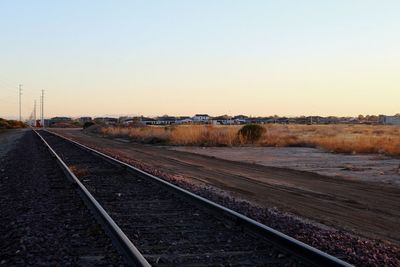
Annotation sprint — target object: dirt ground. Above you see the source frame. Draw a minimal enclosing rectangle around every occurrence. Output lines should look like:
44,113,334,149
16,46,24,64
51,128,400,247
172,146,400,186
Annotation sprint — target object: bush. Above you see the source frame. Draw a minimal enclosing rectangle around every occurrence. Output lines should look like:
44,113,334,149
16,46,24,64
0,118,25,129
0,119,10,129
83,121,95,129
238,124,266,143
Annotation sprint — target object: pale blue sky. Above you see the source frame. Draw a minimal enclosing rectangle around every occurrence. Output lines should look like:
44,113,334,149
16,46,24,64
1,1,399,119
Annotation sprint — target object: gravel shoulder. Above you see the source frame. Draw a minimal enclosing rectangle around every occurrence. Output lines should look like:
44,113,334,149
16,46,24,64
51,128,400,248
0,129,27,158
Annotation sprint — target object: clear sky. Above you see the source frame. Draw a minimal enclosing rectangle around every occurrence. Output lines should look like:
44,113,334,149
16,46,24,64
0,1,399,119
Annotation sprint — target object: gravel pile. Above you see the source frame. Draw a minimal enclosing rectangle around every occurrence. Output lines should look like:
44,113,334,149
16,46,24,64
0,131,125,266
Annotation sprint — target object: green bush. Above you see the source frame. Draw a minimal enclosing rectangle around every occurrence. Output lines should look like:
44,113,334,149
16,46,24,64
238,124,266,143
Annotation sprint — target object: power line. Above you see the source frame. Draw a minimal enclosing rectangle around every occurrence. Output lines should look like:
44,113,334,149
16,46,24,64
0,97,17,104
0,78,17,89
0,77,22,93
0,84,19,95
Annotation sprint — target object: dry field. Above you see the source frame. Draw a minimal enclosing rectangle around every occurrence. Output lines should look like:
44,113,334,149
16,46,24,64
93,124,400,156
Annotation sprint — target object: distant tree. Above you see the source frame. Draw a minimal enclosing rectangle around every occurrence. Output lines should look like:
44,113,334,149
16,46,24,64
367,115,378,122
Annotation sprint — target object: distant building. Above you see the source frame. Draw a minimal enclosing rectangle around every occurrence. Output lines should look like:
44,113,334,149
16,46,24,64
192,114,209,122
50,117,72,125
79,117,92,124
233,115,248,120
379,115,400,125
44,119,51,127
155,116,177,125
94,117,118,125
118,116,132,123
121,117,140,125
275,117,289,124
140,117,157,125
212,115,234,125
233,115,248,124
176,116,193,124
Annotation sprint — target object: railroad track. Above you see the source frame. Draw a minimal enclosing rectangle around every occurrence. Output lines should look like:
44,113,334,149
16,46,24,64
1,130,125,266
34,129,352,267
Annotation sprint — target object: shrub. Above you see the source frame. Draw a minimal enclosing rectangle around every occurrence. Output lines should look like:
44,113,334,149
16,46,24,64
0,118,25,129
0,118,10,129
238,124,266,143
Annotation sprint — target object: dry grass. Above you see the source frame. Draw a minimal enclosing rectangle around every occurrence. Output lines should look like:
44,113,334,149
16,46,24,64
92,124,400,156
261,124,400,156
97,125,239,146
0,118,25,129
68,165,89,177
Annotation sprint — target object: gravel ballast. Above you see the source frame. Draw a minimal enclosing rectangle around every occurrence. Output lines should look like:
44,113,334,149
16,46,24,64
0,131,125,266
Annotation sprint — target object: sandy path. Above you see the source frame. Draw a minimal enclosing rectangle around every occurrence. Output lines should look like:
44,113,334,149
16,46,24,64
51,128,400,246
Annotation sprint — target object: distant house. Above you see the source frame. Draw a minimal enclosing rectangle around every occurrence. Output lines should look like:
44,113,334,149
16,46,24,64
79,117,92,124
245,117,272,124
176,116,193,124
121,117,141,125
192,114,209,122
379,115,400,125
118,116,132,123
233,115,248,120
94,117,118,125
212,115,234,125
140,117,157,125
121,119,133,125
155,116,177,125
263,117,277,124
275,117,289,124
50,117,72,126
233,115,248,124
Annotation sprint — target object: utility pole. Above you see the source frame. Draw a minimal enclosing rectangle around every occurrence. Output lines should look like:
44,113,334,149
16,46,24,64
19,84,23,121
40,95,42,126
41,90,44,128
34,100,37,127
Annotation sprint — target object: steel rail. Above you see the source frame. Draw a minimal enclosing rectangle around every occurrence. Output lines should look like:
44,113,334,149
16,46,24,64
33,129,151,267
43,129,353,267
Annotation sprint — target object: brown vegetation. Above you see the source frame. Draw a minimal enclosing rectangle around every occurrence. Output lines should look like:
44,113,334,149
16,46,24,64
0,118,25,129
68,165,89,177
89,124,400,156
